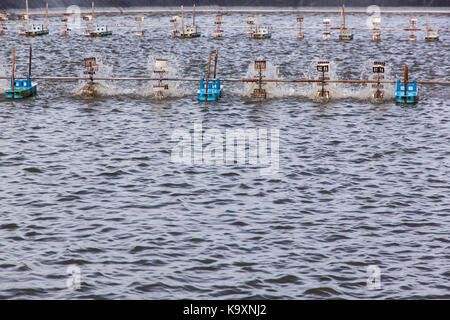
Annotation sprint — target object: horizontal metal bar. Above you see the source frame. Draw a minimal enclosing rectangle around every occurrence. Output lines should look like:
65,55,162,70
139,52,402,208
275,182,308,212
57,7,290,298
12,8,450,18
4,23,449,32
1,76,448,85
31,76,202,81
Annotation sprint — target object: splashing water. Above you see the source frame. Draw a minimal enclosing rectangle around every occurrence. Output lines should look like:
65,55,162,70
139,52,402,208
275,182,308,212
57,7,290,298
359,59,395,102
0,57,8,91
240,58,285,99
304,59,354,101
73,52,117,97
72,53,189,99
234,59,369,101
146,54,189,99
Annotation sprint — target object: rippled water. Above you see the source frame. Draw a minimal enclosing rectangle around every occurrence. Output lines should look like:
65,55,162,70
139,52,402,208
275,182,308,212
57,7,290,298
0,7,449,299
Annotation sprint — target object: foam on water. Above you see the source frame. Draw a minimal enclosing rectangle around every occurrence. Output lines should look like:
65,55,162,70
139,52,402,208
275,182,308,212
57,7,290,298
304,59,351,101
72,53,193,98
73,52,118,97
358,59,395,102
146,54,190,99
0,57,8,90
232,58,390,101
240,58,284,99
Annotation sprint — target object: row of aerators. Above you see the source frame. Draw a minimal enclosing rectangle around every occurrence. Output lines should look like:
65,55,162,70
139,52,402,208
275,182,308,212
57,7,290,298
0,2,443,41
3,48,417,104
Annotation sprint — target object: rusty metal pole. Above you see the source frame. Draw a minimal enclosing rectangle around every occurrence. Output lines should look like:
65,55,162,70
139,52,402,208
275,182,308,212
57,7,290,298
321,69,325,97
343,5,346,29
25,0,29,29
213,48,218,79
45,3,48,29
12,48,15,93
92,2,95,32
258,68,262,91
404,64,408,102
205,53,212,102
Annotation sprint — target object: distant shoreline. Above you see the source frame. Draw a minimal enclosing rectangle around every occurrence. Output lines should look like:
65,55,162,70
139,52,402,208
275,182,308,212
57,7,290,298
2,6,450,17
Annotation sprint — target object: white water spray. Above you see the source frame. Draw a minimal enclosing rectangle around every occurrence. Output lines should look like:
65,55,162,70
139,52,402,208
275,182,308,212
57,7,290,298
359,60,395,102
0,57,8,90
73,53,117,97
146,54,189,99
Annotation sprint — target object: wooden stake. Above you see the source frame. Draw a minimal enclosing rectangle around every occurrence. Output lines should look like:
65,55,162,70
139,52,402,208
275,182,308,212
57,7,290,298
213,48,219,79
205,53,212,102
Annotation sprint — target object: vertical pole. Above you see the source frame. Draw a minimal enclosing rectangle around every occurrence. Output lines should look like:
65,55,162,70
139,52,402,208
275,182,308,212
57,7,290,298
26,0,29,29
181,5,184,35
259,68,262,91
321,69,325,97
193,3,196,26
29,45,32,77
92,2,95,32
343,5,346,29
404,64,408,103
255,15,258,34
45,3,48,29
213,48,218,79
377,69,380,97
12,48,15,93
205,53,212,102
426,14,429,37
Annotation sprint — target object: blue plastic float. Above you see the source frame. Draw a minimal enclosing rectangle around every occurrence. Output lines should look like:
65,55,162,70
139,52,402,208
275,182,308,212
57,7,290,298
5,76,37,99
395,80,418,104
197,78,223,101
